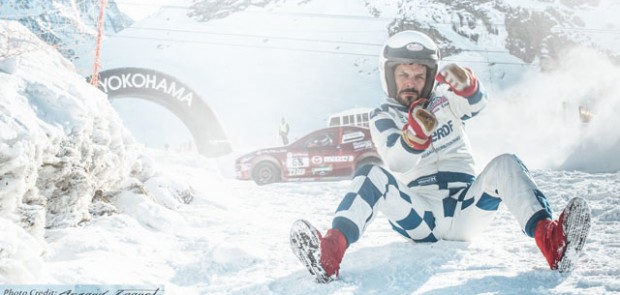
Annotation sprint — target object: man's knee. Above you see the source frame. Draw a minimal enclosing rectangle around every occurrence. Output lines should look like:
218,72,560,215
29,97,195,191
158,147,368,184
490,153,518,164
488,153,529,173
354,163,381,177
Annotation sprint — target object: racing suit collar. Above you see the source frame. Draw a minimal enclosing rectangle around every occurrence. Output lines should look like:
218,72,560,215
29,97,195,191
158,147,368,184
386,97,409,112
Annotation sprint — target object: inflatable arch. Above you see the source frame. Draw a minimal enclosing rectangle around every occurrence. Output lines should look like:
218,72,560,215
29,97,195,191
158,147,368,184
89,67,231,157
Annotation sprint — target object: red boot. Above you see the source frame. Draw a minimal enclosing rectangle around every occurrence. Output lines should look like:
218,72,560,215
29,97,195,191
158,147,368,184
290,220,348,283
534,197,591,272
320,228,348,277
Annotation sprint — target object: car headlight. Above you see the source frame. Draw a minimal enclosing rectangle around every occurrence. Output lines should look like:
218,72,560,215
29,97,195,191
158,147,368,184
236,163,251,171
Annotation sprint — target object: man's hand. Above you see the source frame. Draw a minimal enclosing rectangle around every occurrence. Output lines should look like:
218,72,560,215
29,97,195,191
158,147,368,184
401,98,437,150
435,63,478,98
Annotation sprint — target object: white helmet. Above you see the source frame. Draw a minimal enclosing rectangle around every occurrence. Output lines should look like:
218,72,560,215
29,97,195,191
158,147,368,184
379,30,440,100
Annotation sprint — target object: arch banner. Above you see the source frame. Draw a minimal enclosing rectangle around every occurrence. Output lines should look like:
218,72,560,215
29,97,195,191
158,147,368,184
88,67,231,157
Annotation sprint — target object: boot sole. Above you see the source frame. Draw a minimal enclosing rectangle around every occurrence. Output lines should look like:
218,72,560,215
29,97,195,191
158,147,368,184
557,197,592,273
290,219,331,283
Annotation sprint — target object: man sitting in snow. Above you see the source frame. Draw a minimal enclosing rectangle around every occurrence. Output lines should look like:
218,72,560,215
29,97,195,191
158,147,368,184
290,30,592,283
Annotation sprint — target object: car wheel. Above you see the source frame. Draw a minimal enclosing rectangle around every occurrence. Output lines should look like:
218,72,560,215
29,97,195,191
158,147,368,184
252,162,281,185
355,157,383,173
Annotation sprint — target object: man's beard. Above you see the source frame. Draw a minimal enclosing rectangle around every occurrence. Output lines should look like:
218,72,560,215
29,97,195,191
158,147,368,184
397,88,420,106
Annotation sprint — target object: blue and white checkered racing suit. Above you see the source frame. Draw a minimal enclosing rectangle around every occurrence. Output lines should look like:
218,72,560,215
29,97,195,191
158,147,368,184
332,83,552,244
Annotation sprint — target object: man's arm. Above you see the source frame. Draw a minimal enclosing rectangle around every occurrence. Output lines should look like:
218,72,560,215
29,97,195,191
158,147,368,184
436,64,488,120
369,105,433,173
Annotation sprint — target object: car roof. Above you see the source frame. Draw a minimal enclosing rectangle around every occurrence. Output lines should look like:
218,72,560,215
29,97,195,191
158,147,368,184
320,125,368,132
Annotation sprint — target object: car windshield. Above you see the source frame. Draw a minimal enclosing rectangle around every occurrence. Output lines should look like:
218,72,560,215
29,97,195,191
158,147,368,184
305,130,337,148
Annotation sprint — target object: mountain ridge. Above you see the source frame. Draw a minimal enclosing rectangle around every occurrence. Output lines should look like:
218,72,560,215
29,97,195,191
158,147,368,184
2,0,617,69
187,0,619,68
0,0,133,60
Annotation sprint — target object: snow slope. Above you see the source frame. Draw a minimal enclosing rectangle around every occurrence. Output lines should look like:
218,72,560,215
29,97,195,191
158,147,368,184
40,150,620,294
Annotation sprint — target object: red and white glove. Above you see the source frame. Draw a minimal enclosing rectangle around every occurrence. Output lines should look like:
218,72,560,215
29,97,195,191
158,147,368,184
435,63,479,98
401,98,437,150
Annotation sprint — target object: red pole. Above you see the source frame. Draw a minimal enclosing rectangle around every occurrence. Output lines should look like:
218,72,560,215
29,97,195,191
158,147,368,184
90,0,108,86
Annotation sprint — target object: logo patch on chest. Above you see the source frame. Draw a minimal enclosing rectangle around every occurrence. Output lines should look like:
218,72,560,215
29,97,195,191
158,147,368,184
432,120,454,141
429,96,448,113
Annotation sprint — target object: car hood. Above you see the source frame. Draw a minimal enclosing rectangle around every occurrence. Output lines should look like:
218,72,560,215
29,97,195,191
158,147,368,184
235,146,288,164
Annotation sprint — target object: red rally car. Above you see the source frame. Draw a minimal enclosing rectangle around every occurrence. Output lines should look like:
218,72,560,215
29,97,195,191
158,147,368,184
235,126,383,185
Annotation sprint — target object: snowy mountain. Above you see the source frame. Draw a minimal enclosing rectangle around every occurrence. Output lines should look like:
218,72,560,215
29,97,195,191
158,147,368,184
0,1,619,293
187,0,620,66
5,0,619,71
0,0,133,60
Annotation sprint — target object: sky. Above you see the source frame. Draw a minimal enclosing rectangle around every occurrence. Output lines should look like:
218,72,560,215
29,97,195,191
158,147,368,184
115,0,179,21
0,1,619,294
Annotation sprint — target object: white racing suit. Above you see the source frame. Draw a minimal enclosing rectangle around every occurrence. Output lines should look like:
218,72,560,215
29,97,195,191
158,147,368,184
332,83,552,244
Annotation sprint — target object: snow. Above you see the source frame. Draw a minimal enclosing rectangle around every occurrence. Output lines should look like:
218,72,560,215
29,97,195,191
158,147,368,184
1,0,620,294
35,152,620,294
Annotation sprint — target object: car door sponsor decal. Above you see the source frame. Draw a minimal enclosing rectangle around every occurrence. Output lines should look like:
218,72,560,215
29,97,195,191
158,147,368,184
323,155,354,163
312,165,333,176
288,168,306,176
353,140,372,150
287,152,309,168
311,155,323,165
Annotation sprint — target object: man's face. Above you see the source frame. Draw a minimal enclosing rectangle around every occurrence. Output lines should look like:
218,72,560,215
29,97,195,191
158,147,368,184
394,63,427,106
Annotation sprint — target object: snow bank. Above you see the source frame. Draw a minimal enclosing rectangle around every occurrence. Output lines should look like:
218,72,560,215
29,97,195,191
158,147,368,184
0,217,45,283
0,20,195,282
1,20,137,232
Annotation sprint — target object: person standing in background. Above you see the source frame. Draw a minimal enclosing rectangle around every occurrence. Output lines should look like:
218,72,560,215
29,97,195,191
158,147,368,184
279,117,289,145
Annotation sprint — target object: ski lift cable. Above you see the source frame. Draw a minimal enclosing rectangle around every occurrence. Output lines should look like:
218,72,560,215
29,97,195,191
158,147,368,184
105,33,540,66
